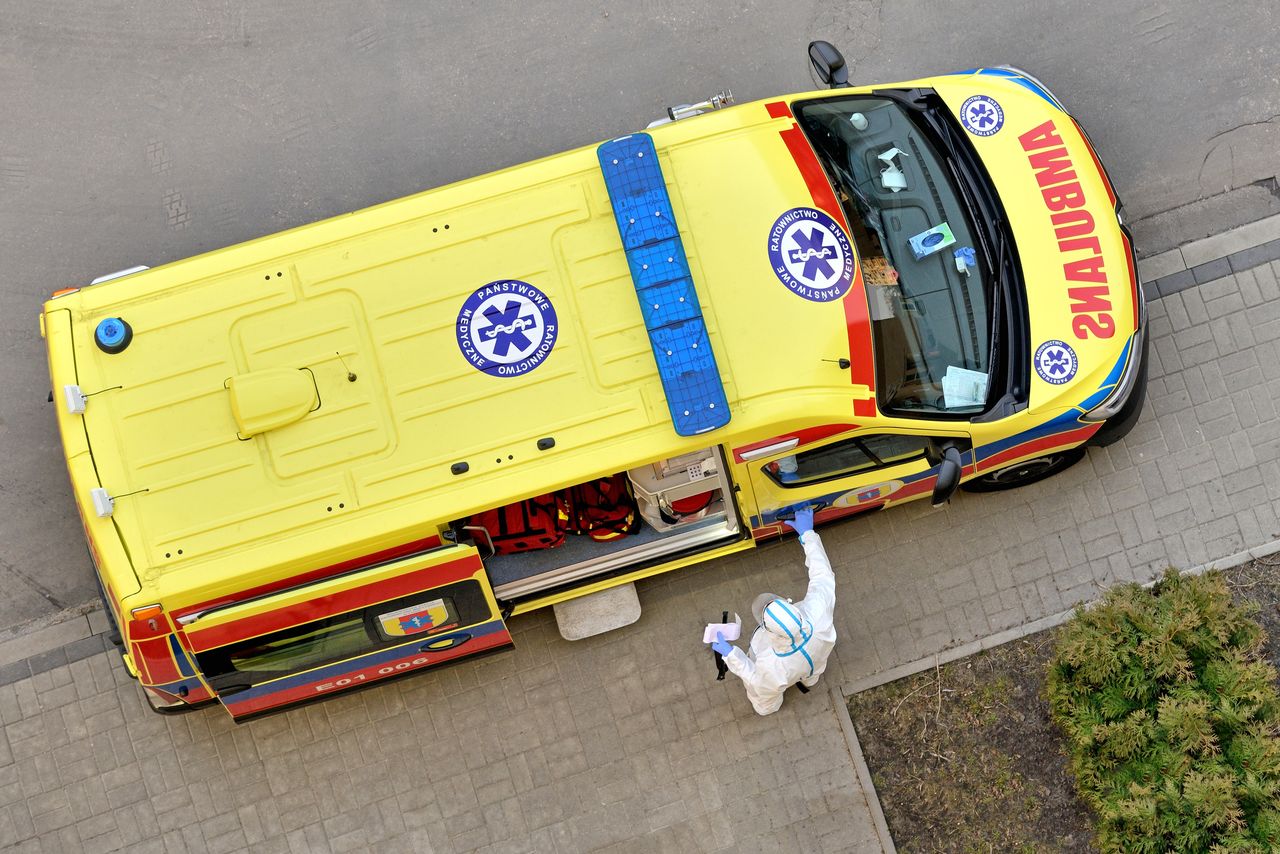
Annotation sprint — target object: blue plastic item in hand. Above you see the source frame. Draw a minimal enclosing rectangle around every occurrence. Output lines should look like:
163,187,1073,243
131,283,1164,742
711,632,733,656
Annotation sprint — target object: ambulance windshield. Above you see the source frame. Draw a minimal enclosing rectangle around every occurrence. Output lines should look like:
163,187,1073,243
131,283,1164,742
795,95,994,415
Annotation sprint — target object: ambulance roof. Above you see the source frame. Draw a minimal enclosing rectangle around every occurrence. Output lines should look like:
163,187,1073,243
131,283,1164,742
48,94,875,595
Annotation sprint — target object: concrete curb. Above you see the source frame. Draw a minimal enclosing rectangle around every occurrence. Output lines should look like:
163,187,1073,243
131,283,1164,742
830,683,897,854
843,536,1280,697
1139,211,1280,299
0,599,104,667
1138,211,1280,278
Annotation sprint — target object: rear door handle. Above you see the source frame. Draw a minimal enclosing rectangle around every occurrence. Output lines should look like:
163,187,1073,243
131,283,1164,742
462,525,496,559
419,632,472,653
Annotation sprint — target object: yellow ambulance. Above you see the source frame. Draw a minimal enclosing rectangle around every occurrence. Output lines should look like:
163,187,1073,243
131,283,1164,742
41,43,1145,719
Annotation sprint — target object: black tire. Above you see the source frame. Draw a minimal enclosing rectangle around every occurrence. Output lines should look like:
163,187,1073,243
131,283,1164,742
960,447,1086,493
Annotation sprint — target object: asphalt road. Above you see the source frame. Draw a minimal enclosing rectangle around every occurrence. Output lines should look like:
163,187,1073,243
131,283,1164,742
2,0,1278,631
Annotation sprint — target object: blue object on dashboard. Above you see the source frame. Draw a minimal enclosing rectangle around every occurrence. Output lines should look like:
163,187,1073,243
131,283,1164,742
597,133,731,436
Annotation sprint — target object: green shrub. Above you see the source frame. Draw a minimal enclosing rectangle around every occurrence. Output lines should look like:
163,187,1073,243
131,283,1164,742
1047,569,1280,853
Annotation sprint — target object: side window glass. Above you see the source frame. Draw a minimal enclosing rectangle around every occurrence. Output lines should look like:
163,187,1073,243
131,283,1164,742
765,433,931,487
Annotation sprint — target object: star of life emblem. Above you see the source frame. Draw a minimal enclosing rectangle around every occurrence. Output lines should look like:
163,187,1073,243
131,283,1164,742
456,280,558,377
767,207,856,302
1034,339,1078,385
959,95,1004,137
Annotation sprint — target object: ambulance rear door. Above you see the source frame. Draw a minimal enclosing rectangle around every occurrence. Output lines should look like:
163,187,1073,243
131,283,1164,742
179,545,509,720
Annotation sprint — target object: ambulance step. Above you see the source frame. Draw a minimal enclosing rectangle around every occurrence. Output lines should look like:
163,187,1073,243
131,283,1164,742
553,582,642,641
596,133,731,437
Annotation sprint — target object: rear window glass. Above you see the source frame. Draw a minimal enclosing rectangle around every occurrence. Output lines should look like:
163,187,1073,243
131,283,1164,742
196,580,490,692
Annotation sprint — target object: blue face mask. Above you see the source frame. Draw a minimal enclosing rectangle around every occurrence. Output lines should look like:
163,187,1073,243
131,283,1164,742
764,599,814,677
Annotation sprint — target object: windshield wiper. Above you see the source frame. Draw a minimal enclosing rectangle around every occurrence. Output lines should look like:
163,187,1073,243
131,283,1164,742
986,227,1006,389
870,88,930,113
883,88,1015,410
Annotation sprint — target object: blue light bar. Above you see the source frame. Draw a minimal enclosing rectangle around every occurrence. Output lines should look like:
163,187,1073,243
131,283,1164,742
597,133,731,436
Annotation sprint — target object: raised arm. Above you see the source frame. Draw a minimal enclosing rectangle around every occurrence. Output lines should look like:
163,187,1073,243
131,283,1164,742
798,531,836,621
783,507,836,621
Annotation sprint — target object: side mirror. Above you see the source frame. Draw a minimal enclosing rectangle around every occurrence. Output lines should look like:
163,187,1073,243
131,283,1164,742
931,446,964,507
808,41,850,88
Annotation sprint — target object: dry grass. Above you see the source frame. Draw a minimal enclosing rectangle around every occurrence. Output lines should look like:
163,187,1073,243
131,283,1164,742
849,634,1095,853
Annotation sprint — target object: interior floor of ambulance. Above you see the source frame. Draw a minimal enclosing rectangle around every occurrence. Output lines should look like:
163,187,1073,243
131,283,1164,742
461,447,741,600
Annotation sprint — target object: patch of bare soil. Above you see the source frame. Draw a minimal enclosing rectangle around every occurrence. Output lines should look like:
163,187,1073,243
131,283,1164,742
1224,556,1280,667
848,635,1096,854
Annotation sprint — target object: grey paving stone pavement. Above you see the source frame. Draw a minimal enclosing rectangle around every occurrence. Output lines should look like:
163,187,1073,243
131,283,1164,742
2,593,887,852
819,261,1280,692
5,262,1279,853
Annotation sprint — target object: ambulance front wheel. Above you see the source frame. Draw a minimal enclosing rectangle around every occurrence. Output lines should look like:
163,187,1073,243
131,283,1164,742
960,448,1085,493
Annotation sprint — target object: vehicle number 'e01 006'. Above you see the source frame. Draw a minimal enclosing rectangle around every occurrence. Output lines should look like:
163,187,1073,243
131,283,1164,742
315,657,429,692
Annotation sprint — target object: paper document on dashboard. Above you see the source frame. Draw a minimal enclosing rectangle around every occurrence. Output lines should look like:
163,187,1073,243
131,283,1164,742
942,366,989,408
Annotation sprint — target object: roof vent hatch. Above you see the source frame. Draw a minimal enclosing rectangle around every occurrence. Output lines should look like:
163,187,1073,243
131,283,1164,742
225,368,319,439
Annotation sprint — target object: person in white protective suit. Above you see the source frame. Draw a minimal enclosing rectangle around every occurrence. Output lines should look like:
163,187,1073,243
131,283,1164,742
709,506,837,715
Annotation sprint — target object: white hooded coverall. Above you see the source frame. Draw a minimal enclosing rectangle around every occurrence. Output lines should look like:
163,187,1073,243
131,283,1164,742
723,530,837,715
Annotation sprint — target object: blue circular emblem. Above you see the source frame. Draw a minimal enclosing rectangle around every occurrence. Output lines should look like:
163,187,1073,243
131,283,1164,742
456,280,558,377
1034,340,1078,385
960,95,1004,137
94,317,133,354
767,207,856,302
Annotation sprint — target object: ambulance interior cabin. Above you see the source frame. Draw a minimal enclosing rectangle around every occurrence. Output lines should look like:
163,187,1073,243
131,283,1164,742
452,447,740,600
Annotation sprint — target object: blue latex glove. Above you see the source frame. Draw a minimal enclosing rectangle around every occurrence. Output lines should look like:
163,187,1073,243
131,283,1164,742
785,506,814,536
711,632,733,657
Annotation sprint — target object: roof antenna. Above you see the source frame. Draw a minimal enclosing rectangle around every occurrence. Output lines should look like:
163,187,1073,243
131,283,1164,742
822,358,851,369
335,352,357,382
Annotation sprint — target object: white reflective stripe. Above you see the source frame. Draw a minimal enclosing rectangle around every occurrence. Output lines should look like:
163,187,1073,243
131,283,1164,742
738,438,799,461
90,264,149,285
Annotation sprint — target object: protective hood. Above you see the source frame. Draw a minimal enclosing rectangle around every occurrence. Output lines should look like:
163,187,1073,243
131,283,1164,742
760,597,815,662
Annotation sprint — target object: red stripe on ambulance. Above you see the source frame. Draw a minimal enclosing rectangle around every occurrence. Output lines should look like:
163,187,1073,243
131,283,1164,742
765,100,793,119
1019,121,1115,340
778,123,876,395
177,534,443,621
731,423,860,463
976,424,1100,473
185,551,481,651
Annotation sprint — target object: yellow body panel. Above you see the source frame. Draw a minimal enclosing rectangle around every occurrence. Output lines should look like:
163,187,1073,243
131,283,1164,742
44,309,142,618
46,98,866,614
927,73,1137,408
43,70,1139,626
